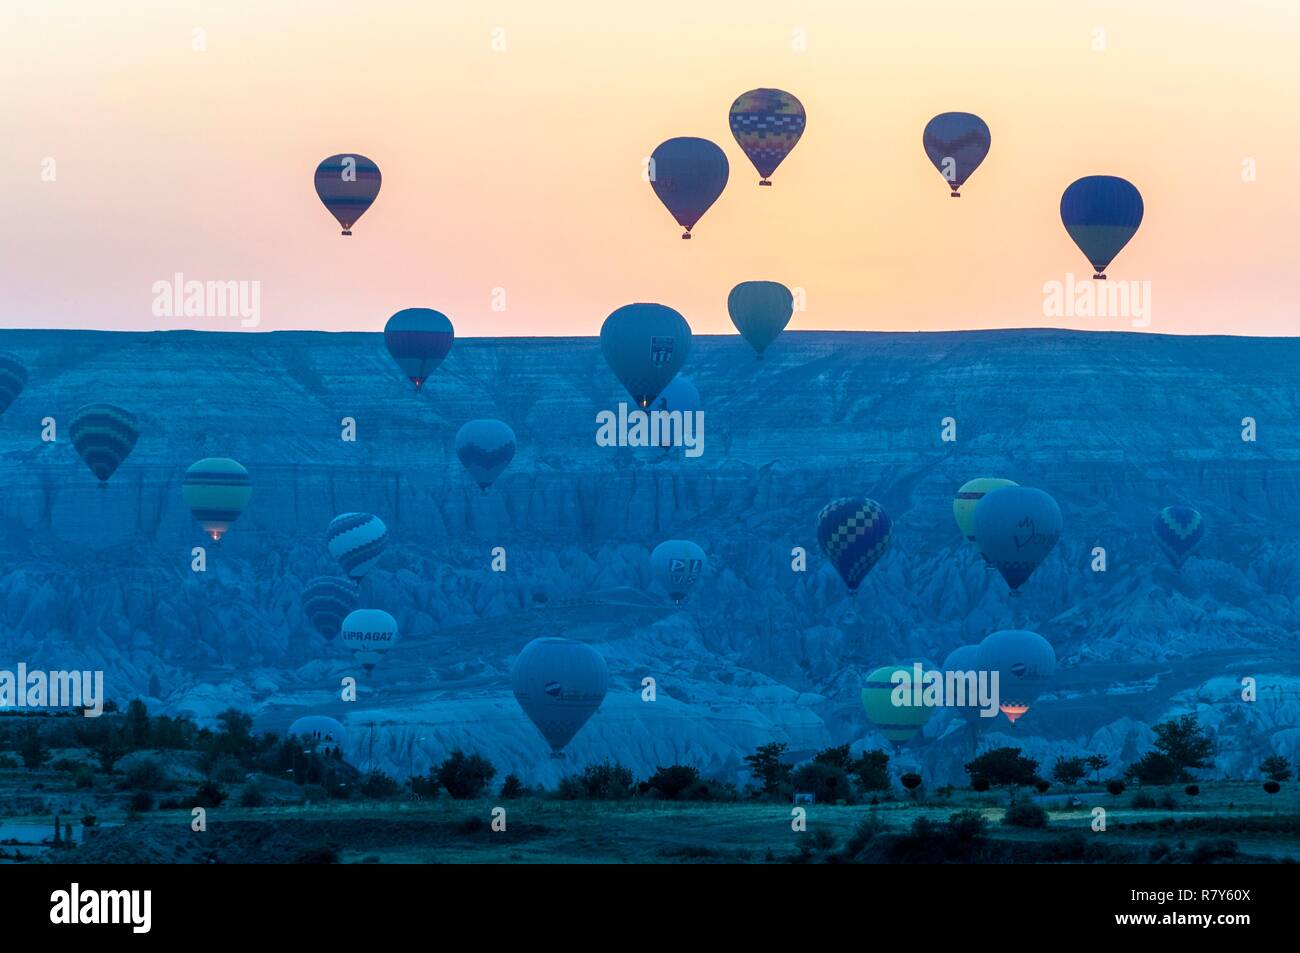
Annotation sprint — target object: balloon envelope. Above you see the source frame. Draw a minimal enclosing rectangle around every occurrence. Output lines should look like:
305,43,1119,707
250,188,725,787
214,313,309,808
975,629,1056,724
69,403,139,486
649,137,729,237
1154,505,1204,569
456,419,516,491
327,512,388,579
0,352,27,417
728,88,806,185
922,113,991,195
650,375,700,414
862,665,935,745
340,609,398,672
972,486,1061,591
314,154,381,235
651,539,707,605
1060,175,1143,277
302,576,359,640
182,458,250,541
384,308,454,390
288,716,347,751
728,281,793,358
953,478,1018,552
512,637,608,756
600,303,692,408
942,644,984,725
817,497,892,591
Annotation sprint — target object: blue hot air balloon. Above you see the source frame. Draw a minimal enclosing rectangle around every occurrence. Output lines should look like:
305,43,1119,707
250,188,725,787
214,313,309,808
327,512,388,579
1060,176,1144,278
649,137,729,239
650,539,707,606
942,644,984,726
288,715,347,753
817,497,892,592
314,154,381,236
975,629,1056,725
0,352,27,417
728,88,806,186
972,487,1062,592
600,303,692,408
1154,505,1204,570
302,576,359,640
455,419,516,492
69,403,139,487
384,308,454,391
512,638,608,758
650,375,700,415
922,112,991,197
728,281,793,359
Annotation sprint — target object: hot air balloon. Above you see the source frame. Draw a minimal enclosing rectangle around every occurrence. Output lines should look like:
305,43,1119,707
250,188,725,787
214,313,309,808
975,629,1056,725
1060,176,1143,278
651,375,700,414
314,154,381,236
339,608,398,674
1154,505,1204,570
327,512,387,579
728,281,793,359
650,540,707,606
953,477,1018,567
302,576,359,640
648,137,729,239
942,644,983,726
728,88,806,186
511,637,608,758
817,497,892,592
455,419,516,492
384,308,454,390
972,486,1061,593
182,458,251,541
0,352,27,417
862,665,935,747
288,715,347,754
922,113,991,197
69,404,139,487
600,303,692,408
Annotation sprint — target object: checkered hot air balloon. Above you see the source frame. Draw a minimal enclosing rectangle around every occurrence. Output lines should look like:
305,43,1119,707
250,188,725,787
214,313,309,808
384,308,454,391
1153,505,1204,570
302,576,359,640
69,403,139,487
1060,175,1144,279
728,88,806,187
455,419,516,492
648,137,729,239
817,497,892,592
314,154,381,236
327,512,387,579
922,112,991,197
182,458,251,541
0,352,27,417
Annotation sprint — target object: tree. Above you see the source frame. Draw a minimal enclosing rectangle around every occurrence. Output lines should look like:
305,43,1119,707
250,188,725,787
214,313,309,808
500,774,525,799
1150,715,1214,779
744,742,791,798
123,699,151,750
1085,754,1110,783
852,749,891,792
812,744,853,771
1051,756,1086,786
1260,755,1292,783
435,749,497,799
576,760,635,799
646,764,699,800
964,747,1039,788
19,723,49,769
791,761,854,805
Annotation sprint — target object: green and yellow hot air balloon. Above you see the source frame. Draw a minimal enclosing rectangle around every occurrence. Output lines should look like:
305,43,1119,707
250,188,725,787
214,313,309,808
953,478,1017,564
862,665,935,748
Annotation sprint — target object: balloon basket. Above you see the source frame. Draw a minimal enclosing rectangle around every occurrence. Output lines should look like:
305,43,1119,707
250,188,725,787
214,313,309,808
341,230,352,236
681,232,692,240
549,750,565,760
759,179,772,187
1093,273,1106,280
950,191,960,198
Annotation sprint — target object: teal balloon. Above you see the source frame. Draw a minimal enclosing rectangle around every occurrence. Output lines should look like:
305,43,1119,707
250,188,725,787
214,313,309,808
600,303,692,408
972,487,1061,591
69,403,139,486
728,281,793,359
649,137,729,238
512,638,608,757
942,644,983,725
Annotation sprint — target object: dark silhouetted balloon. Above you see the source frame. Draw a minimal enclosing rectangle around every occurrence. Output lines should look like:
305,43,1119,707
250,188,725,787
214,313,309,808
649,137,729,238
975,629,1056,724
69,403,139,487
512,637,608,757
942,644,983,725
728,281,793,359
728,88,806,186
1153,505,1204,570
288,715,347,752
303,576,359,640
384,308,454,390
972,486,1061,591
922,113,991,197
455,419,516,492
0,352,27,417
600,303,692,408
1060,175,1143,278
817,497,892,591
314,154,381,236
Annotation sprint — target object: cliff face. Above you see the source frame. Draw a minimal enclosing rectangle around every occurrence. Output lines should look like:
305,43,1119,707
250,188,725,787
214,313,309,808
1,328,1297,785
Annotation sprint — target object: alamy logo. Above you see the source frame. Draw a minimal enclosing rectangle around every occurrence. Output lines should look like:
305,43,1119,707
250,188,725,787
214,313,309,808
1042,272,1151,327
50,883,151,933
595,403,704,458
152,272,261,327
887,663,1002,718
0,664,104,717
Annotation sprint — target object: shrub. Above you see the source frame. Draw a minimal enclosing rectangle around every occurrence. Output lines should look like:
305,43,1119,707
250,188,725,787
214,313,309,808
193,779,227,808
1263,780,1281,795
360,771,401,800
852,749,891,792
1106,780,1126,796
900,772,923,794
1190,839,1238,863
1184,784,1200,797
238,783,266,808
128,791,154,812
811,828,837,852
791,761,854,805
436,749,497,800
1004,799,1049,828
1035,780,1051,794
577,760,636,799
500,774,525,799
964,747,1039,788
844,812,888,856
123,757,168,792
1051,756,1087,786
970,777,990,792
1131,792,1157,809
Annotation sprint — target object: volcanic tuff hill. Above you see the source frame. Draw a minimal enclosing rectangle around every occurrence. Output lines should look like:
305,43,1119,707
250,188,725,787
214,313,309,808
0,328,1297,785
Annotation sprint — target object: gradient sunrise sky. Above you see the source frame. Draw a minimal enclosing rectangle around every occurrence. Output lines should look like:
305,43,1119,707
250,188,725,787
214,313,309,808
3,0,1297,336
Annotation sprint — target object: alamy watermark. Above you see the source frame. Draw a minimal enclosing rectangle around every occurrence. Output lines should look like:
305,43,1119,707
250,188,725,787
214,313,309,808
595,403,704,458
1043,273,1151,328
887,663,1001,718
0,664,105,716
152,272,261,327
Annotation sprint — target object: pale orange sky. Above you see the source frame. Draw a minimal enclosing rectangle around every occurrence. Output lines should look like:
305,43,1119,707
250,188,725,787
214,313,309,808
3,0,1298,336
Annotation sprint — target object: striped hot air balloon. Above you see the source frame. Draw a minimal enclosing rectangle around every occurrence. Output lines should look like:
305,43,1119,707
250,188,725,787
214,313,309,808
182,458,251,541
314,154,381,236
953,478,1018,567
1060,175,1144,278
648,137,729,239
817,497,892,592
862,665,935,747
1153,505,1204,571
302,576,359,640
455,419,516,492
327,512,387,579
728,88,806,186
0,352,27,417
922,112,991,197
69,404,139,487
384,308,454,390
